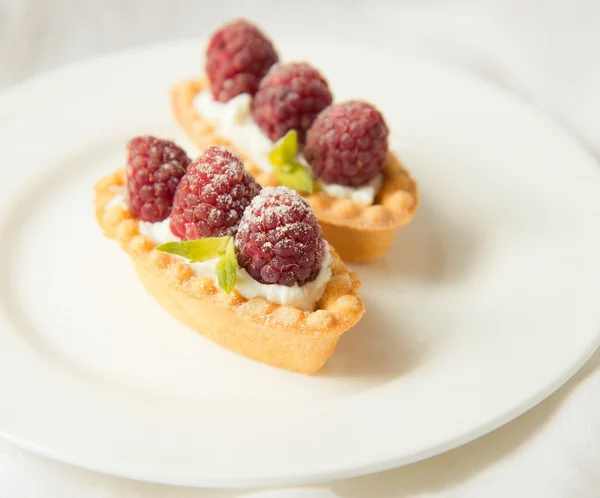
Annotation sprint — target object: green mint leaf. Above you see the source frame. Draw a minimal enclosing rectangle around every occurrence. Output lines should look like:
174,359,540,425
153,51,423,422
156,237,231,263
268,130,315,194
273,162,315,194
268,129,298,166
215,238,238,294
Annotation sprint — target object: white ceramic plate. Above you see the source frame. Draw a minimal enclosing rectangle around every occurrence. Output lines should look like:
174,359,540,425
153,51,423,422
0,38,599,489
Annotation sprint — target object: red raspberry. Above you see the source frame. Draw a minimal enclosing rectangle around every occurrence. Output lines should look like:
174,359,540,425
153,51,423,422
126,136,191,222
206,19,279,102
170,146,261,240
235,186,326,287
304,100,389,187
251,62,333,144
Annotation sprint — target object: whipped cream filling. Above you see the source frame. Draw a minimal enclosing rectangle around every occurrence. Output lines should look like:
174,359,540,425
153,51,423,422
112,194,332,311
106,185,128,209
195,91,274,174
194,90,382,205
319,175,383,205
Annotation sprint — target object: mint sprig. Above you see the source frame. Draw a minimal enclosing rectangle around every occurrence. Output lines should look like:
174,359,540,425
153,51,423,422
214,237,238,294
268,130,315,194
156,236,230,263
156,236,239,294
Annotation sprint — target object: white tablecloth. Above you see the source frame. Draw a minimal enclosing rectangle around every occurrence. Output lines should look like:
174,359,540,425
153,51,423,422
1,0,599,496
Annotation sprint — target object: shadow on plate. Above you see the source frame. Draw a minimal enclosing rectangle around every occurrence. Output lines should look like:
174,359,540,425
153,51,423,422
355,194,479,285
321,297,428,379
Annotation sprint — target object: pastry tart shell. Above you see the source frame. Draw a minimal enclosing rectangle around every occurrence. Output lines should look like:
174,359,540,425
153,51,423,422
94,169,365,374
171,76,420,263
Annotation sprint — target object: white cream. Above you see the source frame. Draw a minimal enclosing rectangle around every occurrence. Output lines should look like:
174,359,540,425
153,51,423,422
320,175,383,205
113,195,331,311
187,247,333,312
194,90,381,205
106,186,128,209
137,218,179,244
195,91,274,174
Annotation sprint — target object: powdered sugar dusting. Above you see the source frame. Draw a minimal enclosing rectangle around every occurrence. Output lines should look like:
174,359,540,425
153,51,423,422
248,186,311,216
237,186,313,236
169,146,261,240
235,186,326,287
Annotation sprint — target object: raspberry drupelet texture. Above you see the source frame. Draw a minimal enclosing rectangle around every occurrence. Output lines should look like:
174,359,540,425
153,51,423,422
170,146,261,240
304,100,389,187
206,19,279,103
235,186,326,287
251,62,333,144
126,136,191,222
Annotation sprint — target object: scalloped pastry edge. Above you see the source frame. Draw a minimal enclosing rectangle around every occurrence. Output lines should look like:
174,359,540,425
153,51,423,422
94,169,365,373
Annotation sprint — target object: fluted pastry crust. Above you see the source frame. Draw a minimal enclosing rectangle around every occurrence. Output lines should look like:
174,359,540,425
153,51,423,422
94,169,365,373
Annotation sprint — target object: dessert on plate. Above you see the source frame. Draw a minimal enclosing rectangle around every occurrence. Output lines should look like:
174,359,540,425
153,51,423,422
171,19,419,262
94,137,365,373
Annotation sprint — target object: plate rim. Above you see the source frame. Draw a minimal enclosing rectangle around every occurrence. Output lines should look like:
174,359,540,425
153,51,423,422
0,37,599,488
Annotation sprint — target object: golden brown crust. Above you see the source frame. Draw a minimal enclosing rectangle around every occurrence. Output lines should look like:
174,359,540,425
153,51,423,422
171,76,419,262
94,170,365,373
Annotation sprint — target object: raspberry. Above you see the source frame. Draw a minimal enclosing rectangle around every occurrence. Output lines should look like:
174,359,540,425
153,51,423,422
170,146,261,240
206,19,279,102
126,136,191,222
304,100,389,187
251,62,333,144
235,186,326,287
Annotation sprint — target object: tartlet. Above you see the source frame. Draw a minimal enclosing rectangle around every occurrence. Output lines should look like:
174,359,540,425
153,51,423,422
172,75,419,263
94,167,365,374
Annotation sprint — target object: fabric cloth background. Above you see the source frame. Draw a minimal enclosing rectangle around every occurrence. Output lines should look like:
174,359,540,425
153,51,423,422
0,0,599,496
